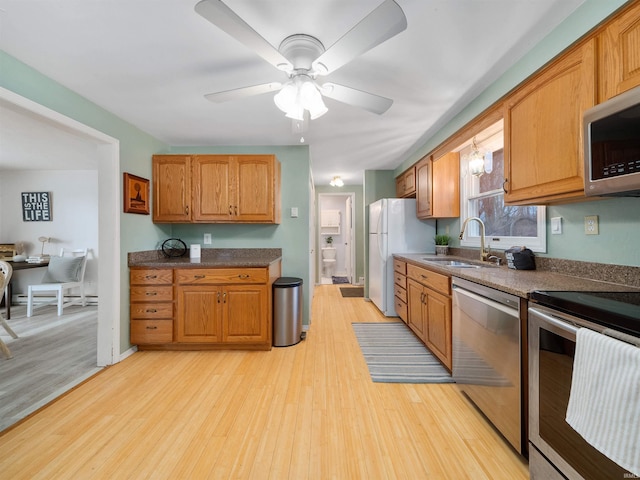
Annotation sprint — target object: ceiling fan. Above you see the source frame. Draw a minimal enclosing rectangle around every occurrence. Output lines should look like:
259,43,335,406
194,0,407,123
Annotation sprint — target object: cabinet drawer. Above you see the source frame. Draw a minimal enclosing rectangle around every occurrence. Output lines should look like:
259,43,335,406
130,285,174,302
394,272,406,289
407,264,450,295
394,284,407,303
175,268,268,284
395,298,407,323
393,259,406,275
130,269,173,285
130,303,173,320
131,320,173,344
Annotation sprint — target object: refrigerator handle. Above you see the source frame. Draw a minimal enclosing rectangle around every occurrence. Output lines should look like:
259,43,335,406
378,232,384,261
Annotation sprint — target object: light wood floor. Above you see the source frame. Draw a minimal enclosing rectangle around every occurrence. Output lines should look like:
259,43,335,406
0,285,529,479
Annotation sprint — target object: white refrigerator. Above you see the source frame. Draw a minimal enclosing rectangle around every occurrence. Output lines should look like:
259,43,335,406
368,198,436,316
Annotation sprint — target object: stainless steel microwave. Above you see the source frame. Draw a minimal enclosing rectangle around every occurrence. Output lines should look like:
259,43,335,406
584,85,640,197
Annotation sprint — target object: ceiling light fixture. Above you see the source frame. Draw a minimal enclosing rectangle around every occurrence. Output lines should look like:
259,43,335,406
330,176,344,187
468,137,485,177
274,74,328,121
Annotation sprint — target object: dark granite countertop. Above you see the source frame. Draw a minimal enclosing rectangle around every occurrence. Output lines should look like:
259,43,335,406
394,253,640,298
128,248,282,269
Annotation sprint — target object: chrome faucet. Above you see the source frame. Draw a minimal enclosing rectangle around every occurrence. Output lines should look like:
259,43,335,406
459,216,491,262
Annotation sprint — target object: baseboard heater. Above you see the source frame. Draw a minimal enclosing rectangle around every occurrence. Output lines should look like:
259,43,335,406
12,294,99,306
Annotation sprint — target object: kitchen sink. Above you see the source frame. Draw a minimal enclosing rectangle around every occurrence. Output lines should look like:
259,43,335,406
421,258,496,268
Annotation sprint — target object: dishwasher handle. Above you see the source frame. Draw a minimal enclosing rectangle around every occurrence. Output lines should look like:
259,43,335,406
453,285,519,318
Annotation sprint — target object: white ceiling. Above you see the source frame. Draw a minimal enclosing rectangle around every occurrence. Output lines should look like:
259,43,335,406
0,0,585,184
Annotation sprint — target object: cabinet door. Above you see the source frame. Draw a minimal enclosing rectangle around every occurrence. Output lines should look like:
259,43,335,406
504,39,596,205
234,155,279,223
415,158,432,219
598,1,640,101
192,155,232,221
407,279,426,341
152,155,191,222
221,284,269,344
432,152,460,218
175,286,221,342
425,289,452,370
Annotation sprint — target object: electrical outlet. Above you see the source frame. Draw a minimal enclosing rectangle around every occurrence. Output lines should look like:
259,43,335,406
584,215,599,235
203,233,212,244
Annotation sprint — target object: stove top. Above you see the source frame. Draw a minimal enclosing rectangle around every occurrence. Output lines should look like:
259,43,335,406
530,290,640,337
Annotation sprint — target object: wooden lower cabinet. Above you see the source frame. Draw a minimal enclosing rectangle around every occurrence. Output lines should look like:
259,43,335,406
130,263,279,350
175,284,269,344
406,264,452,370
393,259,408,323
130,268,174,345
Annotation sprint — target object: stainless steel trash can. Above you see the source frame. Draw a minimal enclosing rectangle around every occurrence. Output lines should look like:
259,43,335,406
273,277,303,347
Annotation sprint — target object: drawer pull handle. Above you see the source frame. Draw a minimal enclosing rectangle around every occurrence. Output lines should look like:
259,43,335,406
145,275,157,280
145,292,157,296
223,292,227,303
146,326,158,330
146,309,157,313
217,291,221,303
194,274,205,279
185,205,189,215
229,205,233,215
421,274,428,279
238,274,250,279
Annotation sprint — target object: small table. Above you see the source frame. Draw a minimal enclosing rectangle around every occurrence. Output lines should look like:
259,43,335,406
3,261,48,319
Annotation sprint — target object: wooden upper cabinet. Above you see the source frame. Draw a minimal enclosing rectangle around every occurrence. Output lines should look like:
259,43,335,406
416,152,459,219
395,166,416,198
235,155,281,223
152,155,191,222
415,157,432,218
503,39,596,205
431,152,460,218
153,154,281,224
597,0,640,102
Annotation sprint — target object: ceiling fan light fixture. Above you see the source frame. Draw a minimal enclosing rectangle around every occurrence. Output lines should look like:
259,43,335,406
274,82,298,114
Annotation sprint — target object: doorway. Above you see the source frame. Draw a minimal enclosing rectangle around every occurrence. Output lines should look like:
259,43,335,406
317,192,356,285
0,87,121,366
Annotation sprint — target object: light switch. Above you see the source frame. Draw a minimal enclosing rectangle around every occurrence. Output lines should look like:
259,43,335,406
551,217,562,235
291,207,299,218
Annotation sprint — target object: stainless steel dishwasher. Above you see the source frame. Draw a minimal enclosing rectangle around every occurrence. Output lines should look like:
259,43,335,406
452,277,523,454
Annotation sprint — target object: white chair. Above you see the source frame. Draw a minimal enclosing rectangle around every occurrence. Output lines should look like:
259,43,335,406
27,248,88,317
1,261,18,359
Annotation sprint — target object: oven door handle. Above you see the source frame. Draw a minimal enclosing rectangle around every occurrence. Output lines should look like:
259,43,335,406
529,306,580,336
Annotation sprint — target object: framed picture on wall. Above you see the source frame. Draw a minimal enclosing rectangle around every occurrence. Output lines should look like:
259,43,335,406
123,173,150,215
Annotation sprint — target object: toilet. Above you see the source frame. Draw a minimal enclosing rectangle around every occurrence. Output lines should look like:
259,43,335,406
321,247,336,277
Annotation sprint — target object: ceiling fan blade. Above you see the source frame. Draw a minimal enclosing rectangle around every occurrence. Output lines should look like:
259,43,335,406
312,0,407,75
204,82,282,103
195,0,293,71
321,83,393,115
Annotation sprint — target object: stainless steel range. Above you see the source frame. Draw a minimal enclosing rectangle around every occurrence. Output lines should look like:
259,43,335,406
528,290,640,480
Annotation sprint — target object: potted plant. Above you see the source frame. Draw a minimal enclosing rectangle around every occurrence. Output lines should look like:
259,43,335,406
326,236,333,246
434,234,450,255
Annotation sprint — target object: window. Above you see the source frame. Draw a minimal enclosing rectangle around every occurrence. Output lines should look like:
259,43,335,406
458,120,546,252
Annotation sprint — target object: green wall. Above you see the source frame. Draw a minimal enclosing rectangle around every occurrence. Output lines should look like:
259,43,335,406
393,0,640,268
315,184,365,285
167,145,312,325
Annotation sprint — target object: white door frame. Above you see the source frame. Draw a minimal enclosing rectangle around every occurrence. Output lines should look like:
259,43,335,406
0,87,121,366
317,192,356,284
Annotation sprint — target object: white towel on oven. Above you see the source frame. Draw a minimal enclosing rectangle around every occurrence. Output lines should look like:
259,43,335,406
565,327,640,476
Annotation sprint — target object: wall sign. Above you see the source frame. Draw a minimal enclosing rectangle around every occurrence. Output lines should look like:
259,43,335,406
22,192,52,222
